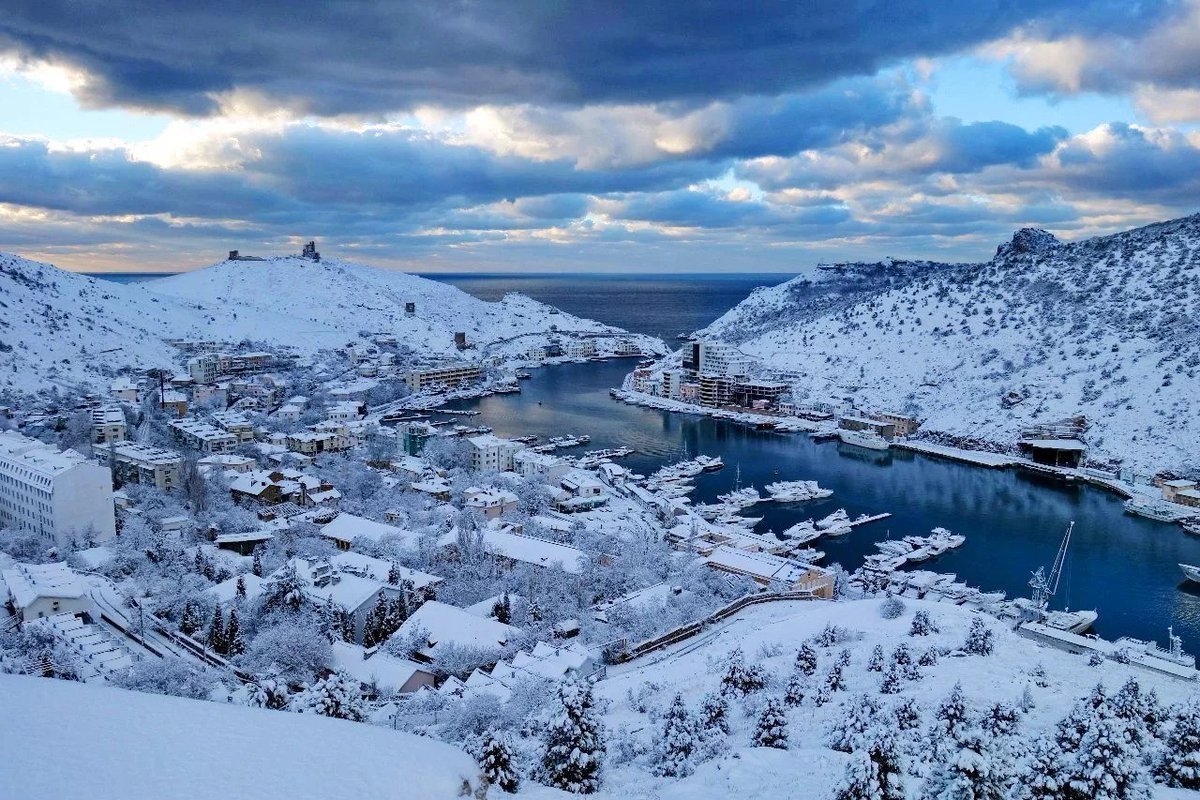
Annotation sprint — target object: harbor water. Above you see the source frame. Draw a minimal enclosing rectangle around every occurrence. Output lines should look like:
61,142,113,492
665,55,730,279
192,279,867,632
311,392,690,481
446,358,1200,650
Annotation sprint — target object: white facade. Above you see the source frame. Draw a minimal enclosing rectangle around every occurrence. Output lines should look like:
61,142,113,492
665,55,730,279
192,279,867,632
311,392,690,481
513,450,571,483
467,435,524,472
90,405,127,445
1,562,93,622
696,341,752,377
188,354,220,384
0,431,116,543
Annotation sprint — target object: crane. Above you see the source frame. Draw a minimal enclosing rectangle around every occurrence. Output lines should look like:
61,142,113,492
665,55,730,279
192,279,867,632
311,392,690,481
1029,521,1074,611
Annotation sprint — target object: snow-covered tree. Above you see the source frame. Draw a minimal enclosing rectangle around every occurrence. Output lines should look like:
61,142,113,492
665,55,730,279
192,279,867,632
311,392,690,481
252,549,264,577
208,605,227,654
880,594,906,620
244,675,290,710
542,681,605,794
700,692,729,735
919,647,940,667
962,617,994,656
979,701,1019,739
927,727,1011,800
880,663,903,695
1110,677,1157,749
892,643,913,666
830,694,881,753
893,697,922,732
225,608,245,657
928,683,970,761
795,643,818,676
295,670,367,721
835,648,852,668
867,644,885,672
784,671,807,706
720,647,766,697
752,698,788,749
179,600,201,636
479,729,520,792
235,576,247,600
1064,710,1150,800
910,609,937,636
261,563,305,613
833,730,905,800
652,694,703,777
1022,734,1069,800
1158,698,1200,789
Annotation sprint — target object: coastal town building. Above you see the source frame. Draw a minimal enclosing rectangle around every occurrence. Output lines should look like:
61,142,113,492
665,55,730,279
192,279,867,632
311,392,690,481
1017,438,1087,468
463,487,519,519
404,362,482,392
210,411,256,443
871,411,921,437
513,450,571,483
703,546,835,598
0,561,93,622
467,434,524,472
169,419,238,453
188,354,219,384
838,415,897,439
103,442,183,491
109,377,141,404
0,431,116,542
89,405,127,445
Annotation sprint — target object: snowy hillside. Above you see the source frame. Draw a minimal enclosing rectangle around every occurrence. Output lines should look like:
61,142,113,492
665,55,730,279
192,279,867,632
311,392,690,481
0,251,657,395
696,214,1200,473
0,673,482,800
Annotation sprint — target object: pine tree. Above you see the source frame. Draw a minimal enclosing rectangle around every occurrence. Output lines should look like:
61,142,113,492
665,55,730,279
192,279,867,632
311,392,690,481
928,727,1010,800
720,648,766,697
867,644,885,672
1023,734,1069,800
251,549,263,577
918,647,939,667
824,662,846,693
208,605,227,654
653,694,703,777
1110,677,1152,749
830,694,881,753
386,595,408,633
815,623,840,647
180,600,199,636
387,561,402,585
910,609,937,636
1018,685,1036,713
979,701,1019,739
542,681,605,794
320,597,342,643
479,729,520,792
928,683,970,761
795,643,818,676
225,608,245,656
752,698,788,749
892,643,912,666
893,697,921,731
493,592,512,624
834,729,905,800
963,617,995,656
784,671,807,706
296,670,367,721
836,648,852,668
880,663,902,695
1158,699,1200,789
1064,710,1150,800
235,576,247,600
362,595,391,648
700,692,729,735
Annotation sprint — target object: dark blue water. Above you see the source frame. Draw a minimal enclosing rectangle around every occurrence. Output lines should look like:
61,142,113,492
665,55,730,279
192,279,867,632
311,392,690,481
423,272,784,342
446,359,1200,649
85,272,177,284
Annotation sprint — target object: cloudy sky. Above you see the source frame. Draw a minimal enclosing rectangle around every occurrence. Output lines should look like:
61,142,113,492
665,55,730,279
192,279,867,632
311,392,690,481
2,1,1199,273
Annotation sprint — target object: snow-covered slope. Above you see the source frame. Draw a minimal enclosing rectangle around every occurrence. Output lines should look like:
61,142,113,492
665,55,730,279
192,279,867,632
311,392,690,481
0,673,481,800
0,251,657,395
696,214,1200,473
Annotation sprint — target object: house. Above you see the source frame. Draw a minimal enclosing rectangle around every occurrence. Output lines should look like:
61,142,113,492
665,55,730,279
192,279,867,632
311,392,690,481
592,582,691,624
466,434,524,472
327,551,442,597
210,411,256,443
278,558,394,644
463,487,519,520
169,418,237,453
0,562,93,622
197,453,256,474
319,513,423,552
404,362,482,392
703,546,835,598
0,431,116,542
159,390,189,417
1163,479,1199,504
440,641,600,702
472,523,588,574
103,442,183,491
838,415,897,439
213,529,275,556
110,377,141,404
564,338,597,359
330,641,437,696
229,469,338,508
871,411,921,437
732,380,789,408
1018,438,1087,469
556,469,609,511
513,450,570,483
393,600,520,664
90,405,127,445
285,430,350,456
411,476,452,501
192,383,228,407
327,401,364,422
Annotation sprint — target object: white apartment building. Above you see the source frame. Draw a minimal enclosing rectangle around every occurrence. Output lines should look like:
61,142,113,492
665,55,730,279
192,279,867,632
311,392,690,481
327,400,364,422
692,341,753,378
466,434,524,472
210,411,256,443
188,354,220,384
513,450,571,483
0,431,116,542
169,419,237,453
404,362,482,392
564,338,597,358
90,405,127,445
102,442,183,491
110,377,141,403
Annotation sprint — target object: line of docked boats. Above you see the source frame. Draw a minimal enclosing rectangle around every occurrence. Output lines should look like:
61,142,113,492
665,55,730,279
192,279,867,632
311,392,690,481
531,434,592,453
763,480,834,503
573,447,636,469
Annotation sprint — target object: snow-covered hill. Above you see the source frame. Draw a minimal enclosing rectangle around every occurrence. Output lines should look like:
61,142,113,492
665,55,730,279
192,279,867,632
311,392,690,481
0,252,658,396
0,674,481,800
695,214,1200,473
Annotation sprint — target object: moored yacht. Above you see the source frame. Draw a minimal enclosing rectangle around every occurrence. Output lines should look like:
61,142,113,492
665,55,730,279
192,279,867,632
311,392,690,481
1180,563,1200,584
838,429,891,451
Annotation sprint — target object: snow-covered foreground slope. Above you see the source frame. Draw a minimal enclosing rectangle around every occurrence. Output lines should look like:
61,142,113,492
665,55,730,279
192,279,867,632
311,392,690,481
0,673,481,800
563,598,1195,800
0,251,657,395
697,215,1200,473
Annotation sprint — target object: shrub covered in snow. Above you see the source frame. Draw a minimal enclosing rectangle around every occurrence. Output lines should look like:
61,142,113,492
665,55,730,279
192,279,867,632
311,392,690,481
879,595,906,620
752,698,788,749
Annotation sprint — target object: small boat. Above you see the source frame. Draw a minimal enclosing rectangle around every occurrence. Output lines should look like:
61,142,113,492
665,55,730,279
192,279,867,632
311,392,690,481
816,508,851,530
791,547,826,563
1125,498,1190,522
780,520,821,544
1115,628,1196,669
1042,609,1099,635
877,540,914,557
1182,519,1200,536
696,455,724,472
764,480,833,503
515,371,533,379
1180,563,1200,583
838,429,891,451
717,487,761,508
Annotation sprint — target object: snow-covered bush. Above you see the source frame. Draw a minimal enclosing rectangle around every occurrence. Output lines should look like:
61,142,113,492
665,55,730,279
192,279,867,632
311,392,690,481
243,621,332,685
909,609,937,636
752,698,788,749
294,670,367,721
829,694,882,753
879,595,906,620
1158,698,1200,789
652,694,704,777
963,617,995,656
719,647,767,697
541,681,605,794
111,657,216,700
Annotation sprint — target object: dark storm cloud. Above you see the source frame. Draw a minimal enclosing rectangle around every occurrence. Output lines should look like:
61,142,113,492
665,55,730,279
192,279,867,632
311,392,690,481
0,0,1170,115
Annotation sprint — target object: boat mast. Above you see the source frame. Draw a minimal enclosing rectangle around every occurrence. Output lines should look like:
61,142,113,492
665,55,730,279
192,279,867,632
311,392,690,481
1029,521,1075,612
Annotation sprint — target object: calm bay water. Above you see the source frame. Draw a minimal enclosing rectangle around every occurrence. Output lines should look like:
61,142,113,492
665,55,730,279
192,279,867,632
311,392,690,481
446,359,1200,649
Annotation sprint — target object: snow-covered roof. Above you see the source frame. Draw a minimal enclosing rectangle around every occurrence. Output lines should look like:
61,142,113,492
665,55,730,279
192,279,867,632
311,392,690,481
398,600,520,651
330,641,435,693
328,551,442,591
704,546,814,585
319,513,421,548
0,562,86,608
479,527,586,574
288,558,384,613
0,431,91,477
207,573,267,605
1019,438,1087,450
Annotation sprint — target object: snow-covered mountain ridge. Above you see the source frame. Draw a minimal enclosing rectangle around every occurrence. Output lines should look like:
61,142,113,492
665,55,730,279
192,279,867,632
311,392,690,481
696,213,1200,473
0,252,656,395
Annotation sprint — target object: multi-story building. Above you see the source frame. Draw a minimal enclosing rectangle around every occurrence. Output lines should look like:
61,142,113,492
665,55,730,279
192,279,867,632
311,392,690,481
90,405,127,445
103,442,183,491
404,362,483,392
732,380,789,408
0,431,116,542
467,434,524,472
513,450,571,483
662,370,683,399
210,411,256,443
169,419,237,453
871,411,921,437
698,374,736,407
188,354,220,384
109,377,141,404
564,338,597,358
686,341,753,379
